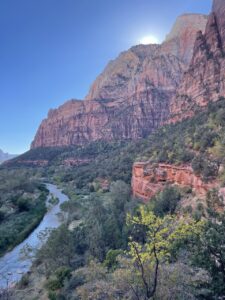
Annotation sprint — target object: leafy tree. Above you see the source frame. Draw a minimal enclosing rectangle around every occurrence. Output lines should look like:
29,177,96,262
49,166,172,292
37,225,75,274
191,213,225,297
85,196,108,261
127,206,203,299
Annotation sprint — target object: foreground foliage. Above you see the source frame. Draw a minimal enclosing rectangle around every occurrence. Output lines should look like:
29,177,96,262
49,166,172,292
4,98,225,299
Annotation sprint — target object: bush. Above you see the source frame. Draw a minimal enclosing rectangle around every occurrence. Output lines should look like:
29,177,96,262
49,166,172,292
55,267,72,285
104,249,123,270
17,274,29,289
48,291,57,300
17,198,30,212
151,187,181,217
192,156,205,175
46,278,62,291
192,155,219,180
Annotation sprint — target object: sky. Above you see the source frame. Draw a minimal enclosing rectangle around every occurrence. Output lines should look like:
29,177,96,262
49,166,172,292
0,0,212,154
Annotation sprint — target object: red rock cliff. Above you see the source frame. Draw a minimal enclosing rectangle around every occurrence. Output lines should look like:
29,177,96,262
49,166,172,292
132,162,218,202
31,14,207,148
170,0,225,122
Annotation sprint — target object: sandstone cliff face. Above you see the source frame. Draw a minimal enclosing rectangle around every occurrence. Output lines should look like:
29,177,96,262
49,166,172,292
32,14,207,148
86,14,207,102
132,162,218,202
162,14,208,65
31,92,170,147
170,0,225,122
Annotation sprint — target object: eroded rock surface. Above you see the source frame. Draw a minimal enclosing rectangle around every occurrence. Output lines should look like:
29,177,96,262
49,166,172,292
132,162,217,202
170,0,225,122
31,14,207,148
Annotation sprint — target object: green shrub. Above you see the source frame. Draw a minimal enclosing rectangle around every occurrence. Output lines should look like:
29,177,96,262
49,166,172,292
104,249,123,270
55,266,72,284
150,187,181,217
46,267,72,294
17,198,30,212
46,278,62,291
48,291,57,300
18,274,29,289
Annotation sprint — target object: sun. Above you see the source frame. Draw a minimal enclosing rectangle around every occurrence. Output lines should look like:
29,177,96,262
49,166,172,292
139,35,159,45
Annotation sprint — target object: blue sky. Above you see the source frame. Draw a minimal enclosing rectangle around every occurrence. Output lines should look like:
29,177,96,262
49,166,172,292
0,0,212,154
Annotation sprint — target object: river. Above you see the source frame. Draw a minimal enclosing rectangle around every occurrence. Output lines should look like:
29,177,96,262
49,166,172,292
0,183,68,288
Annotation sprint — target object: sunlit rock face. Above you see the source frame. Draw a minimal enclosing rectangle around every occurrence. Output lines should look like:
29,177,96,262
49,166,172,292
86,14,207,102
160,14,208,65
132,162,218,202
169,0,225,123
31,14,207,149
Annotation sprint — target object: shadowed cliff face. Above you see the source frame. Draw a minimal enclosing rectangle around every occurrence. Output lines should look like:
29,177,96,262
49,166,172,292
170,0,225,122
213,0,225,51
31,14,207,149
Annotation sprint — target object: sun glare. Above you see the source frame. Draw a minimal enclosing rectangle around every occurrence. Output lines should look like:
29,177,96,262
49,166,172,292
139,35,159,45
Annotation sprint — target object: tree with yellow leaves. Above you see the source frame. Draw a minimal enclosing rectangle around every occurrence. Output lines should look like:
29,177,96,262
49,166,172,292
127,206,204,299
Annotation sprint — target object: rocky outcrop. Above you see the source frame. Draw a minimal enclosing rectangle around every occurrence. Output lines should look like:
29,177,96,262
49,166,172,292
170,0,225,122
132,162,218,202
31,14,207,149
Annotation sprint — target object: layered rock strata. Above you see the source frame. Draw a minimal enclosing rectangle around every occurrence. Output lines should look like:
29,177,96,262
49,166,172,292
170,0,225,122
32,14,207,148
132,162,218,202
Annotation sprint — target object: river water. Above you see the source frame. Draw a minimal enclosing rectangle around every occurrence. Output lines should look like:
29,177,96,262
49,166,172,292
0,184,68,288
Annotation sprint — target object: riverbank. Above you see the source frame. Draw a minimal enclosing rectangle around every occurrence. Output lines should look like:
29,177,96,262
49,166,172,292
0,184,69,289
0,178,49,258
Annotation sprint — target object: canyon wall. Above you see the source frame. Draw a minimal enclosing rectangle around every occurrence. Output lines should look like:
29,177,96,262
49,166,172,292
31,15,207,148
170,0,225,122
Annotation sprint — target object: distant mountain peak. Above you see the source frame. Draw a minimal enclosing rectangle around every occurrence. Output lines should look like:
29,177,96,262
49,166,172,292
0,149,17,164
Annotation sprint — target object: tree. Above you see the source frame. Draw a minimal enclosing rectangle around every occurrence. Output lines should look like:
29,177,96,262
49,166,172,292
37,225,75,275
127,206,203,299
17,198,30,212
191,212,225,297
150,187,181,217
110,180,131,227
85,196,108,261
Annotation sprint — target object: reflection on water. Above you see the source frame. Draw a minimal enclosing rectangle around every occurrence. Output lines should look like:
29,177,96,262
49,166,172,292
0,184,68,288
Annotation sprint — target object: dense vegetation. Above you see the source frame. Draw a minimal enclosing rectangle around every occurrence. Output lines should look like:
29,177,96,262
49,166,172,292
13,184,225,299
0,169,48,256
2,98,225,299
